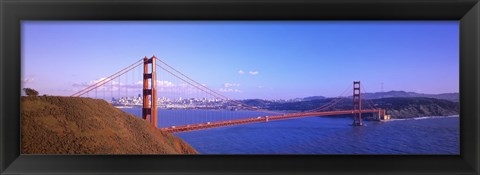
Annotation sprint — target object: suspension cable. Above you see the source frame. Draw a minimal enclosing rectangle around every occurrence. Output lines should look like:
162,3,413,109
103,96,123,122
155,63,283,115
305,83,352,112
360,83,378,110
71,58,144,96
74,62,143,97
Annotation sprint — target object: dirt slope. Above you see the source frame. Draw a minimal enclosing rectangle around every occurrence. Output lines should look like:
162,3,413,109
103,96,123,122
21,96,197,154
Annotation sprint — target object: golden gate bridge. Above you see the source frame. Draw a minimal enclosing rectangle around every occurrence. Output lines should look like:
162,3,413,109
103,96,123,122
71,56,387,133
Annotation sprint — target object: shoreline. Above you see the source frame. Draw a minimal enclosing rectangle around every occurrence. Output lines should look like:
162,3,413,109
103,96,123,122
385,115,459,122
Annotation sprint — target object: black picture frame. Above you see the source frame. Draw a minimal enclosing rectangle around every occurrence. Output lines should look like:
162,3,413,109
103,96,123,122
1,0,479,174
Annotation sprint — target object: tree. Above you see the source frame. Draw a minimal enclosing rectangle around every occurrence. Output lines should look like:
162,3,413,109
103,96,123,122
23,88,39,96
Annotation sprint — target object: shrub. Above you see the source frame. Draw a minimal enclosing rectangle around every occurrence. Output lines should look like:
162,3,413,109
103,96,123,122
23,88,39,96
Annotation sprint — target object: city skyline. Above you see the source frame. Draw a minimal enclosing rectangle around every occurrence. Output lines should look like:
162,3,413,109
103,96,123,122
22,21,459,100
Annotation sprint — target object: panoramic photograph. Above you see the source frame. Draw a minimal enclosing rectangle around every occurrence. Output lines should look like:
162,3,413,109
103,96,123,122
21,21,459,154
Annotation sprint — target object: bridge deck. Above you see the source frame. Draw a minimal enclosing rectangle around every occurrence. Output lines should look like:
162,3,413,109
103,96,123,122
159,109,384,133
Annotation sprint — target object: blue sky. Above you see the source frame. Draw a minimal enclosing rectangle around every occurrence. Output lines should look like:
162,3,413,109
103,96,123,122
22,21,459,100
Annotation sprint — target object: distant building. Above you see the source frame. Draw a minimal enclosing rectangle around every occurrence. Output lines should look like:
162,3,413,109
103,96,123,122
383,115,391,120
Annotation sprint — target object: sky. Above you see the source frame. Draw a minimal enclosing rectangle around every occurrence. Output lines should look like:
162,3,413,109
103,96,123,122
22,21,459,100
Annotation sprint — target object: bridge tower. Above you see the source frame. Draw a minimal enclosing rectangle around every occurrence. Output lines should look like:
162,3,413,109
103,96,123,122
142,56,158,128
353,81,363,126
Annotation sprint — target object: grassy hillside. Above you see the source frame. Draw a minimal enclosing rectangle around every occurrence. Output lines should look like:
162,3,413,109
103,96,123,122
21,96,197,154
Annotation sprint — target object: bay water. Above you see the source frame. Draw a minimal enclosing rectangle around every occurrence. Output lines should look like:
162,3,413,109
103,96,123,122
121,107,459,154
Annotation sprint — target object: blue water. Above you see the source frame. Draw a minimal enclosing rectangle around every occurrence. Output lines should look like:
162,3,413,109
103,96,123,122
121,107,459,154
121,108,273,128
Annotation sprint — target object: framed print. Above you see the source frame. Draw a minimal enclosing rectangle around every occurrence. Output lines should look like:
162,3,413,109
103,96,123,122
1,0,479,174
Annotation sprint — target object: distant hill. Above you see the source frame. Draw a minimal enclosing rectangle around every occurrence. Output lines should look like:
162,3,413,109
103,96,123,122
352,91,459,102
21,96,197,154
240,99,274,107
245,97,459,119
370,97,459,119
302,96,326,101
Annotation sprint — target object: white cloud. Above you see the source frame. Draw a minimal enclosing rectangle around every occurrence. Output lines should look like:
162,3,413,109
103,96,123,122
178,83,189,88
239,70,259,75
156,80,175,87
224,83,240,88
219,88,242,93
22,78,34,84
91,77,112,84
73,77,118,87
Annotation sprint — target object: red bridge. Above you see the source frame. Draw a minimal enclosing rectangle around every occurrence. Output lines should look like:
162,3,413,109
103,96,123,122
72,56,388,133
159,109,386,133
